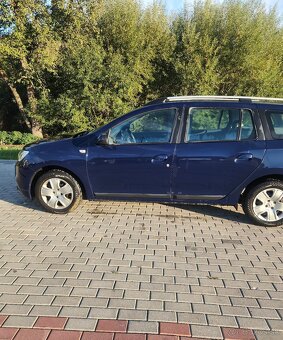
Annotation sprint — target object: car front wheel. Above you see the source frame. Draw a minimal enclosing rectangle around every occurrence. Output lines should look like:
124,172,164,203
243,180,283,227
35,170,82,213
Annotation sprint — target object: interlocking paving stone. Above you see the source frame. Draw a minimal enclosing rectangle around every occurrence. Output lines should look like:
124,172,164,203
0,315,7,326
65,318,97,331
81,297,108,308
29,305,61,317
52,296,81,306
165,302,192,313
3,315,36,328
177,312,207,325
59,306,90,318
222,327,256,339
89,308,118,319
118,309,147,321
81,332,114,340
34,316,67,329
25,295,54,306
127,321,159,334
1,304,32,316
136,300,164,311
0,294,27,304
191,324,223,339
159,322,191,336
268,319,283,331
115,333,146,340
237,317,270,330
13,328,50,340
148,311,177,322
254,330,283,340
148,336,179,340
47,330,82,340
220,306,250,317
96,319,128,333
207,315,237,328
0,327,19,339
0,161,282,339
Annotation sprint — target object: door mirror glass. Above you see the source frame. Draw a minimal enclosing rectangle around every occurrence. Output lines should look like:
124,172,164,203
96,133,109,145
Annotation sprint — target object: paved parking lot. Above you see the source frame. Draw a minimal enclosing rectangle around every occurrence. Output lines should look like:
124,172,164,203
0,160,282,339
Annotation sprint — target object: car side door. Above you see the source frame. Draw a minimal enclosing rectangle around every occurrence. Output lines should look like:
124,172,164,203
172,105,266,200
87,107,180,198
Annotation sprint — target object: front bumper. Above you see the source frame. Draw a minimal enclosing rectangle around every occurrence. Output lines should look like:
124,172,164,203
15,161,34,199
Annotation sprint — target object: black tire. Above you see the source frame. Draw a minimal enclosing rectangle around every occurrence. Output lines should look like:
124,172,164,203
35,169,82,214
242,180,283,227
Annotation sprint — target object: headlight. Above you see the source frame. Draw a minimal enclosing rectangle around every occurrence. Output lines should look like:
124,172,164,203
18,150,29,162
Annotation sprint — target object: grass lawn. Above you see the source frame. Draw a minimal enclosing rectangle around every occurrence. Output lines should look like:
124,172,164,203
0,145,22,160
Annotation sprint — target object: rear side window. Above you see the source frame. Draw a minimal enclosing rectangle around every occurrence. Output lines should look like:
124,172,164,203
266,111,283,139
186,108,256,142
240,109,256,140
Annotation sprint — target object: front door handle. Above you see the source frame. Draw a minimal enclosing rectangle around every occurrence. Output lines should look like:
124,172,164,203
151,154,169,164
234,153,253,162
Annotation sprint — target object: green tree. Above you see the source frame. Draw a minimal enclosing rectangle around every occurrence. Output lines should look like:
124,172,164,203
172,0,283,96
0,0,60,137
0,0,282,136
41,0,174,135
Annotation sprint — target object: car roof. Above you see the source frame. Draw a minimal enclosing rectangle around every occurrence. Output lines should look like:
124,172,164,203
145,96,283,110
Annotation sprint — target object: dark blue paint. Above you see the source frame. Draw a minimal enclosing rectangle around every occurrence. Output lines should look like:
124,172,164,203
16,100,283,207
173,140,266,197
87,144,174,195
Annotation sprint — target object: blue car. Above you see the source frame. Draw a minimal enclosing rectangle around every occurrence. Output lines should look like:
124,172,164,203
16,96,283,227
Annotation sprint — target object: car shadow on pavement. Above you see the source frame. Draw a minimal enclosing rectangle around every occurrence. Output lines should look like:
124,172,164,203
166,203,253,225
0,190,41,212
1,192,41,211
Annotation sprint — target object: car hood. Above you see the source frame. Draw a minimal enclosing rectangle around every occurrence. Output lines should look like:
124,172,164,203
24,132,92,151
24,137,72,150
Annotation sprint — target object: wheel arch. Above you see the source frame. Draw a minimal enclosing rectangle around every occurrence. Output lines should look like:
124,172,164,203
241,174,283,201
31,166,87,199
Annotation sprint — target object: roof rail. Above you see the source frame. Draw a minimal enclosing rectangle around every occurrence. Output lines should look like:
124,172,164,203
164,96,283,103
144,97,167,106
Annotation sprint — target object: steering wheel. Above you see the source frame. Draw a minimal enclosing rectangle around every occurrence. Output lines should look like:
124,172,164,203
121,127,136,143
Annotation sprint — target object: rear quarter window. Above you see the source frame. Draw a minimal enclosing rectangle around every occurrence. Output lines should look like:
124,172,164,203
266,111,283,139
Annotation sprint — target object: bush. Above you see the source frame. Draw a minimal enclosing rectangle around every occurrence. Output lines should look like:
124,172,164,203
0,131,40,145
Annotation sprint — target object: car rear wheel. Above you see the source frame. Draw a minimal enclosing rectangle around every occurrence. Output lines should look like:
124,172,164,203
35,170,82,213
243,180,283,227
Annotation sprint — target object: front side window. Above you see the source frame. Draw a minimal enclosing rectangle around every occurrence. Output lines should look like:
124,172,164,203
108,109,176,145
266,111,283,139
186,108,256,142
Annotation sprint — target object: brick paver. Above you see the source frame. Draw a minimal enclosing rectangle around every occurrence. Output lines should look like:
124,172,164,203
0,160,283,339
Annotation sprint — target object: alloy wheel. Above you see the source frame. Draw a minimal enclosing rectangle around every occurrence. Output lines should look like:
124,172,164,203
253,188,283,222
41,178,74,210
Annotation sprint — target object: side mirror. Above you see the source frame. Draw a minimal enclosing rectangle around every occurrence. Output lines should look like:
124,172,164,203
96,133,109,145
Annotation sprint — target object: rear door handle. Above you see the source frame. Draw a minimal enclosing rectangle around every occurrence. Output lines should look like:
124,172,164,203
234,153,253,162
151,154,169,163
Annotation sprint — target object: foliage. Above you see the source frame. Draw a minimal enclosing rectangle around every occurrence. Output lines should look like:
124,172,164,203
0,146,21,160
0,0,282,136
0,130,39,145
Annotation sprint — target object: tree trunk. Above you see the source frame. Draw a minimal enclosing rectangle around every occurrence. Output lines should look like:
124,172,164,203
21,58,44,138
26,83,43,138
0,67,32,132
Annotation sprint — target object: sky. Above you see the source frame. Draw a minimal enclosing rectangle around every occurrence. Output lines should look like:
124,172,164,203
142,0,283,15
